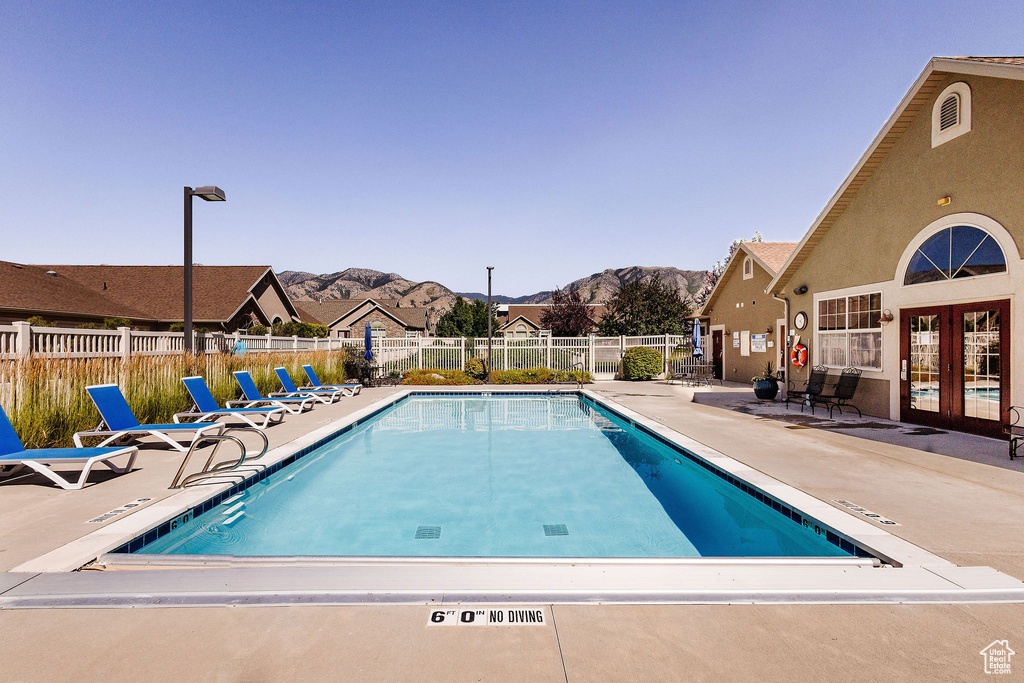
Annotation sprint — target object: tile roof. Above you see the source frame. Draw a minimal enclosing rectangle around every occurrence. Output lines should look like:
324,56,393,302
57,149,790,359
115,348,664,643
944,56,1024,66
36,265,272,322
293,299,365,326
0,261,154,320
294,298,428,329
744,242,799,274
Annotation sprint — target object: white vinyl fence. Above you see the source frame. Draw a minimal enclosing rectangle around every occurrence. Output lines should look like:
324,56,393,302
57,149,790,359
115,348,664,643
0,323,709,380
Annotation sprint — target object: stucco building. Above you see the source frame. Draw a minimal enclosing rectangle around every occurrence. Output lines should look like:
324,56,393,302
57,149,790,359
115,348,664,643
293,299,428,338
767,56,1024,437
697,242,797,383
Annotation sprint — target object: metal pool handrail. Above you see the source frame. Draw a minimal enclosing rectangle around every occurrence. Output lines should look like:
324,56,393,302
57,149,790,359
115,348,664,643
170,427,269,489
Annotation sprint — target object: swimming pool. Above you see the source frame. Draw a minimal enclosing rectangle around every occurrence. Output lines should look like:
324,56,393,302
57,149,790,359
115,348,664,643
130,393,866,559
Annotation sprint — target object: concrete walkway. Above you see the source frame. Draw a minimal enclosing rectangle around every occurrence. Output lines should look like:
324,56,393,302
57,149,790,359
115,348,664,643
2,382,1023,681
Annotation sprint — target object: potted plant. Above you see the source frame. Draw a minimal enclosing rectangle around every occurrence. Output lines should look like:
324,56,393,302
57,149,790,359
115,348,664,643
752,361,781,400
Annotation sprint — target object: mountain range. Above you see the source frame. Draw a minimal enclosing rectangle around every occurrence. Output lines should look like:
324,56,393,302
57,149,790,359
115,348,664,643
279,266,707,324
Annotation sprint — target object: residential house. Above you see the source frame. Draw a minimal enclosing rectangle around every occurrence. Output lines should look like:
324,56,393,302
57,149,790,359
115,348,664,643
1,263,300,331
293,298,428,338
496,304,607,338
697,242,798,382
766,56,1024,437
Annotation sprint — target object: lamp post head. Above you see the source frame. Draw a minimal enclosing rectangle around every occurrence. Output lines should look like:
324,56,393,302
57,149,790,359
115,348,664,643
192,186,226,202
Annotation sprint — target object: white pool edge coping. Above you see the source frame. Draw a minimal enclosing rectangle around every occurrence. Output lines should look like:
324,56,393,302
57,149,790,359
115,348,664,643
4,386,1022,607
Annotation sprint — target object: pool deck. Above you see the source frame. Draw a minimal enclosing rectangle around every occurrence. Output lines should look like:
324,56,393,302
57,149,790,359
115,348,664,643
3,382,1024,680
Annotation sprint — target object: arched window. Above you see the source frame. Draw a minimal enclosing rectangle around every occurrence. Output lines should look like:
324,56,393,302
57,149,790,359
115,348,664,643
904,225,1006,285
370,321,386,338
742,256,753,279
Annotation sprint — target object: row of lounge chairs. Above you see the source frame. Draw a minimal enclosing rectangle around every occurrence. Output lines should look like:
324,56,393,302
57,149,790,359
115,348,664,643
0,365,361,490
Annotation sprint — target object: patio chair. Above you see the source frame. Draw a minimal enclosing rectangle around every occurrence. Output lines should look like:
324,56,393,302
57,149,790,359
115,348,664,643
272,367,341,405
784,365,829,414
818,367,863,419
0,404,138,490
76,384,226,453
230,371,315,415
301,364,362,396
176,376,287,430
1004,406,1023,460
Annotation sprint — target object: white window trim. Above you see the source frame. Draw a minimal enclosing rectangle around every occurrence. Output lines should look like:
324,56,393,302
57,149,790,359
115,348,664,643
814,292,884,372
742,256,753,280
931,82,971,148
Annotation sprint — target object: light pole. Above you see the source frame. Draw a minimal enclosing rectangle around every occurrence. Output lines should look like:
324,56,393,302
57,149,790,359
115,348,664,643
183,185,226,353
487,266,494,384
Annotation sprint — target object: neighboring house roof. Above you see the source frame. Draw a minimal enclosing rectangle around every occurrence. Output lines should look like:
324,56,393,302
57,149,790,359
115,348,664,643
293,299,365,326
499,304,607,329
0,260,155,321
697,241,797,315
35,265,290,324
297,298,426,330
498,314,542,332
767,56,1024,294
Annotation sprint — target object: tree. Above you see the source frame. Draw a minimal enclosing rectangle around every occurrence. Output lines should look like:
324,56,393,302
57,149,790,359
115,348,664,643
434,296,498,338
540,287,596,337
596,278,692,336
694,231,763,309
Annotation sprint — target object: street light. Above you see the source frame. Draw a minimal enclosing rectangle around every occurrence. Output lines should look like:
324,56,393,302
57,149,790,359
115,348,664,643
184,185,226,353
487,266,494,384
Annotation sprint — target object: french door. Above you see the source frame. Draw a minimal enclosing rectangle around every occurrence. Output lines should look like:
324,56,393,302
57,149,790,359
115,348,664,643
900,299,1010,438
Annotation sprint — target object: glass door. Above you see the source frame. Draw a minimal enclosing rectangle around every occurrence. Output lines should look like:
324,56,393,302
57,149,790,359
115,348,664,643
952,300,1009,438
901,307,949,428
900,300,1010,437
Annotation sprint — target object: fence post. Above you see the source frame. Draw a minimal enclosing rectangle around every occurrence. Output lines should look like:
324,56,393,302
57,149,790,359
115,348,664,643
119,326,132,361
588,335,595,376
13,321,31,357
664,333,670,378
545,335,551,369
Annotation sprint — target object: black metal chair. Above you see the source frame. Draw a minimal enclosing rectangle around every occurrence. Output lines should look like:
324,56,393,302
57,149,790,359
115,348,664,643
1005,406,1023,460
785,365,828,414
818,367,863,418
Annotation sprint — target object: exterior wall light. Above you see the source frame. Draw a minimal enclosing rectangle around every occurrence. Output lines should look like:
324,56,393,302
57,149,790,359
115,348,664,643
879,309,894,324
793,285,808,295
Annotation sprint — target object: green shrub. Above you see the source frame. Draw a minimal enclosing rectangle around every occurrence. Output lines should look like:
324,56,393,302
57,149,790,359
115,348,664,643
464,357,488,380
26,316,53,327
490,368,592,384
621,346,663,380
246,324,268,336
401,369,475,385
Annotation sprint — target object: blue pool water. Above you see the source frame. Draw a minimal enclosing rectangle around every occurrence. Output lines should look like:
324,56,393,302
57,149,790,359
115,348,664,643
140,395,850,558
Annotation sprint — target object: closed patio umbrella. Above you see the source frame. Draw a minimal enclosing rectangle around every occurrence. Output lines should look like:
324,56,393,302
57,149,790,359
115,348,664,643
364,322,374,361
692,319,703,358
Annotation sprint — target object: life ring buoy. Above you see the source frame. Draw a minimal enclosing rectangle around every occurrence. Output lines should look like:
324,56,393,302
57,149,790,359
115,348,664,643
791,343,808,368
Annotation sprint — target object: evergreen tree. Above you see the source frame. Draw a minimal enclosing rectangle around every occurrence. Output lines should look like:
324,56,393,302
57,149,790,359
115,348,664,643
435,296,499,337
596,279,693,336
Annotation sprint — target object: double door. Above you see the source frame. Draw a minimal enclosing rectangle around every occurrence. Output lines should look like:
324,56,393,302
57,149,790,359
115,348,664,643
900,299,1009,438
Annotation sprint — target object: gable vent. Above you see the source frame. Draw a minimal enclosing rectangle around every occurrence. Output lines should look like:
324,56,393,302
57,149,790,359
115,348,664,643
939,95,959,131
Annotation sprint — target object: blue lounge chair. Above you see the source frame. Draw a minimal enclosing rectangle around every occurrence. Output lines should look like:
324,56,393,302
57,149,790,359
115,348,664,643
231,371,315,415
0,405,138,490
176,376,287,430
301,364,362,396
272,367,341,404
76,384,225,453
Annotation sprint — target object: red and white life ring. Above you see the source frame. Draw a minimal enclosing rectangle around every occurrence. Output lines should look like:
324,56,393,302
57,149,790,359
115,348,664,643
790,343,808,368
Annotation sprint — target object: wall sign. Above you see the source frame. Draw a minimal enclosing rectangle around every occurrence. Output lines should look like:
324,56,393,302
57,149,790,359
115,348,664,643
428,607,547,626
751,334,767,353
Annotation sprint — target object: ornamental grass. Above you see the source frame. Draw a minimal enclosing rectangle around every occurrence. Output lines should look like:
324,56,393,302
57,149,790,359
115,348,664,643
0,351,348,449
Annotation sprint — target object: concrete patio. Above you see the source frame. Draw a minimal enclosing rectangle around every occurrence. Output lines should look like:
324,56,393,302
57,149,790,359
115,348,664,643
2,381,1023,681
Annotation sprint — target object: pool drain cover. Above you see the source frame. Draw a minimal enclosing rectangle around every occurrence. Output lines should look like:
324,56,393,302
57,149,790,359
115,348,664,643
415,526,441,539
543,524,569,536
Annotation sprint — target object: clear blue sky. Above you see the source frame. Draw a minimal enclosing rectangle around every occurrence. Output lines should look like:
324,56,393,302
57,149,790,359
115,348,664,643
2,1,1022,295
